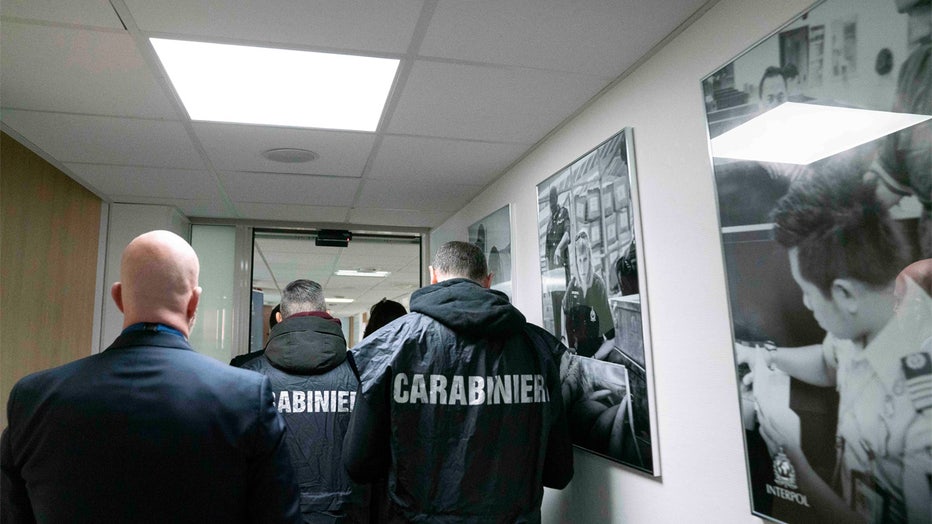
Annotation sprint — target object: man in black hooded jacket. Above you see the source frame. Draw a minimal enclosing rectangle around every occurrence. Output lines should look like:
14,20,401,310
242,279,369,523
344,241,573,523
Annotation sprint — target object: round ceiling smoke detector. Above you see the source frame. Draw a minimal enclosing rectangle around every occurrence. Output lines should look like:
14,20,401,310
261,148,319,163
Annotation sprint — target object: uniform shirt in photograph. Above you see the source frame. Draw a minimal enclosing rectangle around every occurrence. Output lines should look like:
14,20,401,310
822,278,932,524
343,278,574,523
563,272,612,357
242,312,370,524
873,42,932,257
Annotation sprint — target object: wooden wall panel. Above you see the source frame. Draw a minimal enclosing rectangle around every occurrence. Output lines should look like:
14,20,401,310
1,132,101,429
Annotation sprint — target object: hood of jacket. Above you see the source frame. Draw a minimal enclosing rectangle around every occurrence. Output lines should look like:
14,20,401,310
410,278,526,338
264,312,347,374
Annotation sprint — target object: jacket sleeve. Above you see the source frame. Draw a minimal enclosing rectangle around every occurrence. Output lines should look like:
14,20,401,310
2,423,37,524
542,358,574,489
1,383,37,524
245,377,302,524
525,324,574,489
342,366,391,484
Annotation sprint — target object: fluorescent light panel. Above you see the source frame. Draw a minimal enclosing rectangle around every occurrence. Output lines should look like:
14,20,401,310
325,297,354,304
335,269,391,277
711,102,930,165
150,38,399,132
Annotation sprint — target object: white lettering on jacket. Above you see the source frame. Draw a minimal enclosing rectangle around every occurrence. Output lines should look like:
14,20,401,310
392,373,549,405
272,390,356,413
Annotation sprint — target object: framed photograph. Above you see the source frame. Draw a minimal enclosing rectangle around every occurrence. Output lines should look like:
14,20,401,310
536,127,659,475
701,0,931,522
467,204,513,301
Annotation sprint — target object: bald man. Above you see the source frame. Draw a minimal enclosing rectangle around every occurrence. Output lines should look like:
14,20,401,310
1,230,301,524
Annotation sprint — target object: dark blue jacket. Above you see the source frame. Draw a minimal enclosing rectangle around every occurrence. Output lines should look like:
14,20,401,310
242,313,369,523
0,328,301,524
344,279,573,523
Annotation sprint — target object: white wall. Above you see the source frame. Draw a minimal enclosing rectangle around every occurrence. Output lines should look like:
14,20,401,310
431,0,815,521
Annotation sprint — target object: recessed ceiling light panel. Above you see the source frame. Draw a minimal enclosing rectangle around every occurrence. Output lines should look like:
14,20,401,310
325,297,354,304
710,102,931,165
150,38,399,132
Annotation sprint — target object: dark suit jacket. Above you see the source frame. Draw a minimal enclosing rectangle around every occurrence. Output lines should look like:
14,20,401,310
1,329,302,524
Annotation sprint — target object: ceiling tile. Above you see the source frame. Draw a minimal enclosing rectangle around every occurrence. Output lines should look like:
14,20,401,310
336,255,416,273
65,164,221,200
1,0,124,28
387,61,610,143
219,171,360,206
422,0,706,76
0,22,180,118
256,237,321,254
1,110,204,168
260,251,338,269
348,207,454,228
355,179,483,212
369,135,526,186
124,0,423,54
193,123,375,177
234,202,350,223
109,196,235,218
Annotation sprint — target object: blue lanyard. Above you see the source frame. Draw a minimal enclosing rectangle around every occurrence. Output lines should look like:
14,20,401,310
122,322,186,339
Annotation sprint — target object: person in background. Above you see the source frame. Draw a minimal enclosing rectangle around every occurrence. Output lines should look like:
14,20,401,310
241,280,369,524
1,230,301,524
759,65,788,111
545,185,571,339
359,297,408,523
231,303,282,367
737,172,931,523
563,230,613,358
864,0,932,258
344,241,573,522
363,298,407,339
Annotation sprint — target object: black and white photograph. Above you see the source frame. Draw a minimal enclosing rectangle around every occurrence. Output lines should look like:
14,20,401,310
537,128,658,475
702,0,931,522
468,205,513,301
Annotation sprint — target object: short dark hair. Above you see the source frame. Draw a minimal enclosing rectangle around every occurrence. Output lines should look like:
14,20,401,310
280,279,326,317
433,241,488,282
759,65,786,98
363,298,407,338
771,170,909,295
269,303,281,329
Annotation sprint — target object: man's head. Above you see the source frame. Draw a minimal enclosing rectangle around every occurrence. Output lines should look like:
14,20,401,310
430,241,492,287
364,298,407,338
759,66,787,110
280,279,327,318
574,231,593,283
549,186,560,213
772,171,909,339
111,230,201,336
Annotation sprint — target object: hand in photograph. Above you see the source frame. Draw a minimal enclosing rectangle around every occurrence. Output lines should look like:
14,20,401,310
755,398,801,458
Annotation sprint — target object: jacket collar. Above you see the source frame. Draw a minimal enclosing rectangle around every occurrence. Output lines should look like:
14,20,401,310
106,329,195,352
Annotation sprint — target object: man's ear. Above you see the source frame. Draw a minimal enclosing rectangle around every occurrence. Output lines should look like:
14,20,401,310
187,286,202,320
429,265,439,285
480,273,494,289
111,282,124,313
830,278,860,314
